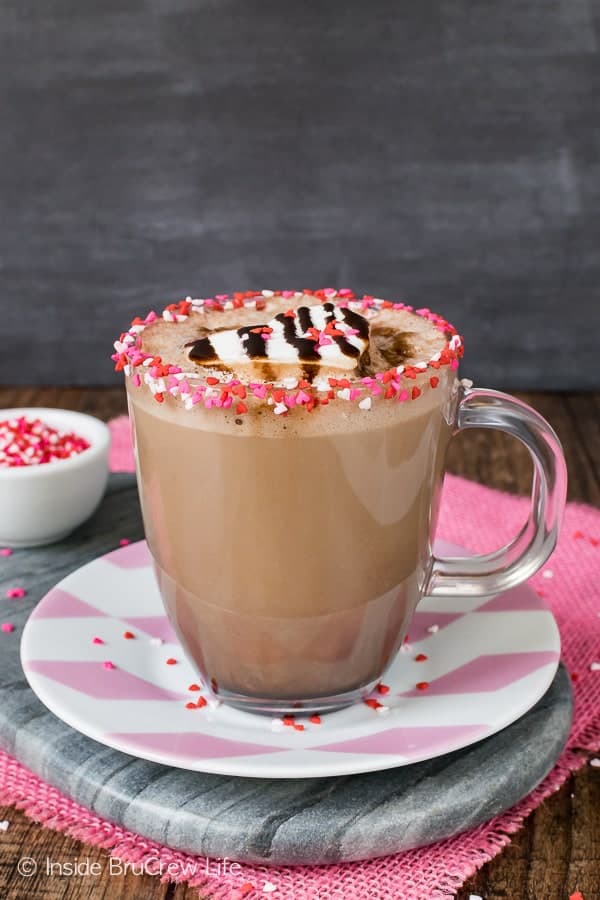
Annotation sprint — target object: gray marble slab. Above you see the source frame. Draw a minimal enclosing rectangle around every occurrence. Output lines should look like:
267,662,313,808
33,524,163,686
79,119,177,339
0,474,572,865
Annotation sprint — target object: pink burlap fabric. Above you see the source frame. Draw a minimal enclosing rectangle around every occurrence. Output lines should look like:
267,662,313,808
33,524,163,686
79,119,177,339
0,415,598,900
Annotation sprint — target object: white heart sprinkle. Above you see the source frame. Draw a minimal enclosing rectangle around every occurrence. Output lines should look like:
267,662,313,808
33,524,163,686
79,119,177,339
468,895,483,900
590,758,600,767
149,637,163,646
358,397,372,411
542,570,554,579
590,662,600,671
0,820,9,832
427,624,439,634
263,883,277,893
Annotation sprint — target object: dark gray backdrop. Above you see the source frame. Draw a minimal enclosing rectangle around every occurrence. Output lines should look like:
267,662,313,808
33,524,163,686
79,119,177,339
1,1,598,388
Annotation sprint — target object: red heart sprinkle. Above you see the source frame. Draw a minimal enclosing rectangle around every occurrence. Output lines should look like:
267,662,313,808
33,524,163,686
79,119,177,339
364,698,383,709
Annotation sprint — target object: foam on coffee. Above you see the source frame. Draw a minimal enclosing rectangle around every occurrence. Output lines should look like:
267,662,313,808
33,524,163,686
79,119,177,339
138,292,452,385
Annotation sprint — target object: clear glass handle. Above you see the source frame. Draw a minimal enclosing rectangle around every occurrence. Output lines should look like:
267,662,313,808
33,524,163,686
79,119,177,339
427,386,568,597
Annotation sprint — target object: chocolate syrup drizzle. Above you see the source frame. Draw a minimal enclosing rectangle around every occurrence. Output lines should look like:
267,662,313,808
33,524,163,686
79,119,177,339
185,336,219,363
184,303,369,370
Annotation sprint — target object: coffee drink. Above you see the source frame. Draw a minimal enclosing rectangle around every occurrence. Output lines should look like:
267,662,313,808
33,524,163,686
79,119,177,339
116,289,463,710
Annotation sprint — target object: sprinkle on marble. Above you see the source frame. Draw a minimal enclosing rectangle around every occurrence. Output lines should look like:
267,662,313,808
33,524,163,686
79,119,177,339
123,631,135,640
427,624,439,634
416,681,430,691
309,715,321,725
166,657,177,665
399,643,412,654
1,623,14,633
149,637,163,646
0,548,13,557
376,682,390,695
5,587,26,599
92,636,104,645
103,661,115,670
188,683,202,691
415,653,428,662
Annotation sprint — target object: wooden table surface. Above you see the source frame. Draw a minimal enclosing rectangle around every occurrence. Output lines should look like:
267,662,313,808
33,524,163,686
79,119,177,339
0,387,598,900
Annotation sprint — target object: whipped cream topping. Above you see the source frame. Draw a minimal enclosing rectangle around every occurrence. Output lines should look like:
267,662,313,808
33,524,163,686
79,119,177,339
185,303,370,372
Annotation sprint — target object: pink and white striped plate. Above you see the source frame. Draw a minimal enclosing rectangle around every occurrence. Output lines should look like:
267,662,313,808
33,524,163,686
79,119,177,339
20,540,560,778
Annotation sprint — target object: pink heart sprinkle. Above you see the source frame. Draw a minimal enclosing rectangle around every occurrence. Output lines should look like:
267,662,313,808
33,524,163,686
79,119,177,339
1,623,14,633
0,548,13,557
5,587,25,599
103,661,116,670
119,538,130,547
92,637,104,645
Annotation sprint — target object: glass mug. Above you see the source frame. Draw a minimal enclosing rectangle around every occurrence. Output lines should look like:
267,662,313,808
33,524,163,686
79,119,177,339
125,335,566,715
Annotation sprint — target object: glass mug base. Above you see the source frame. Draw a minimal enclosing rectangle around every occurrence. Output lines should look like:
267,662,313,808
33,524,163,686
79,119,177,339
211,679,381,716
153,557,412,715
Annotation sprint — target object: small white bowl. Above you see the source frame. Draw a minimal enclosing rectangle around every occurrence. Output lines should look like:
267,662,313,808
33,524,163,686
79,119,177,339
0,408,110,547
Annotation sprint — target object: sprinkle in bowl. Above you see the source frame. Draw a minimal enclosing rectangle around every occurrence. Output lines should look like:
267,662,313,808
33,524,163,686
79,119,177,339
0,408,110,547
